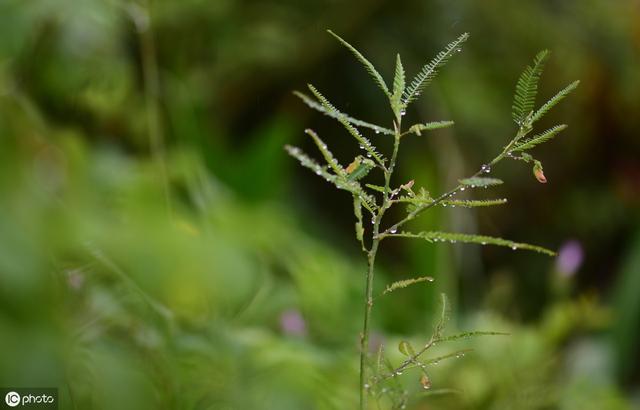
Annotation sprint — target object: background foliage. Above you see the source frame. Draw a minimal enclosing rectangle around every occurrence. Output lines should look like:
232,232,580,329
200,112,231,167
0,0,638,409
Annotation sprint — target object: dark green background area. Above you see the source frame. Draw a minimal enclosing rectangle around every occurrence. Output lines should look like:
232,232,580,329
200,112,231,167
0,1,638,409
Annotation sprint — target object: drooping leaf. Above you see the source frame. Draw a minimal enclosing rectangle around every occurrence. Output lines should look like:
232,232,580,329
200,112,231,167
285,145,377,210
391,54,405,117
398,340,416,356
327,30,390,96
383,276,435,295
512,50,550,125
307,84,386,166
402,33,469,105
304,129,345,176
293,91,393,135
408,121,455,136
285,145,336,182
386,231,556,255
512,124,567,152
530,80,580,123
458,177,503,187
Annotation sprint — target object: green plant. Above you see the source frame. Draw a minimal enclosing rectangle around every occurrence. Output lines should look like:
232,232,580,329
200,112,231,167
286,31,578,409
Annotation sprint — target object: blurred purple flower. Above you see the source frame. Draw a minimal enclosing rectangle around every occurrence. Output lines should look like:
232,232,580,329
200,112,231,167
555,240,584,277
66,268,85,290
369,331,385,353
280,309,307,337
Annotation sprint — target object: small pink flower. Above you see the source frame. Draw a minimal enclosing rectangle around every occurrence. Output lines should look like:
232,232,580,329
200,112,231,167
280,309,307,337
555,240,584,277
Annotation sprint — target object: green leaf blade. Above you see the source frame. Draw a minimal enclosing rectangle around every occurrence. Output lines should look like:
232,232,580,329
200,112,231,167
307,84,387,166
304,129,345,176
530,80,580,124
512,50,550,125
327,30,390,96
512,124,567,152
458,177,504,188
293,91,394,135
383,276,435,295
408,121,455,136
402,33,469,105
386,231,556,256
391,54,406,117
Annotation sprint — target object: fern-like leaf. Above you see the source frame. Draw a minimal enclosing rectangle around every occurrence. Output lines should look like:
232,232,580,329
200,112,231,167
327,30,390,96
305,129,345,176
395,197,507,208
285,145,376,210
512,50,550,125
386,231,556,255
293,91,393,135
530,80,580,123
459,177,503,188
512,124,567,152
307,84,386,166
439,331,510,342
402,33,469,105
383,276,435,295
391,54,405,117
408,121,455,136
285,145,336,182
442,198,508,207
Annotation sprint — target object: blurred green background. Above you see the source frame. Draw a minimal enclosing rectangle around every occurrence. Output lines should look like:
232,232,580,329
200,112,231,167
1,0,639,409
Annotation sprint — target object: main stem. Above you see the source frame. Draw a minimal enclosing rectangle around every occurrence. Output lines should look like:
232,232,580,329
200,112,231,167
360,117,402,410
359,239,379,409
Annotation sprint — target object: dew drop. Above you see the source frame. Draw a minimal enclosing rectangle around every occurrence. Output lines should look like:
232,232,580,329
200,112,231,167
364,383,370,390
400,110,406,116
359,144,364,149
390,227,397,234
396,370,403,376
511,245,517,250
481,164,491,173
460,187,465,191
375,129,380,134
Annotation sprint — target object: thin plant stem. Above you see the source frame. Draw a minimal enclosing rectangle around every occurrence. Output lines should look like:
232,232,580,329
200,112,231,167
134,0,172,216
360,117,402,410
